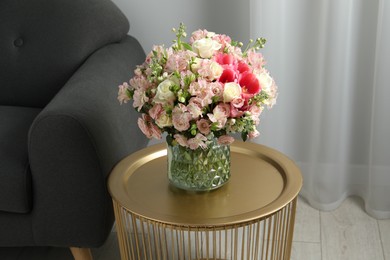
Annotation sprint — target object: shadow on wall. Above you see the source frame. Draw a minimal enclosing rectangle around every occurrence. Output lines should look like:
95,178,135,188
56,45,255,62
111,0,251,52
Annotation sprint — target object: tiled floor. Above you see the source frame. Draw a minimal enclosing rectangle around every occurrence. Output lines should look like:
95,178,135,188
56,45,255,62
0,196,389,259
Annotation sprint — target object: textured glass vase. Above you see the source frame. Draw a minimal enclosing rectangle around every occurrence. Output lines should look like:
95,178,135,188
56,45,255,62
167,138,231,191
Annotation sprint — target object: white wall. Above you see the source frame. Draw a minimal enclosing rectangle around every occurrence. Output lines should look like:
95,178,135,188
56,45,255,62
112,0,251,53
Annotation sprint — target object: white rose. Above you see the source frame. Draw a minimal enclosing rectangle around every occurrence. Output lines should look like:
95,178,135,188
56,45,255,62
190,57,203,72
192,38,222,58
155,111,173,128
208,61,223,80
223,82,242,103
154,79,176,104
257,71,273,94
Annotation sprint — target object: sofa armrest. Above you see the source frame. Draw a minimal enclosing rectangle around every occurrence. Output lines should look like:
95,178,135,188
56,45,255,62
28,35,148,247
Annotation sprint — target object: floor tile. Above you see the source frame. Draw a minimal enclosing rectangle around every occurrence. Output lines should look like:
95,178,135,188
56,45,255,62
321,197,384,260
293,196,321,243
290,241,321,260
379,219,390,260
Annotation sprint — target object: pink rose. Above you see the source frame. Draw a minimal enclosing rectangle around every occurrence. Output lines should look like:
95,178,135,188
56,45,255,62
217,135,235,145
196,119,211,135
210,82,224,100
231,97,245,108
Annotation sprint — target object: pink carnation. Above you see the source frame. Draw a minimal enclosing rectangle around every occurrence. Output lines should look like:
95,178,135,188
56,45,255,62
137,114,152,138
187,98,203,119
149,103,163,120
150,123,162,139
132,89,148,112
174,134,188,147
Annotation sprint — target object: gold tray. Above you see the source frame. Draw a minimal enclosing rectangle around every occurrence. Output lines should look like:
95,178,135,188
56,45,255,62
108,141,302,227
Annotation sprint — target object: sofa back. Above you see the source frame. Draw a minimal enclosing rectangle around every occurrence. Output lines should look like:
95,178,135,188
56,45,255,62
0,0,129,108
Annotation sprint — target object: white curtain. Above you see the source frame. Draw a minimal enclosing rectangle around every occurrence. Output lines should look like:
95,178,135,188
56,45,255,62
250,0,390,219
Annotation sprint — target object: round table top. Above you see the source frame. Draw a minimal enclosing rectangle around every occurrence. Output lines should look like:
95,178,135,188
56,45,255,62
108,141,302,227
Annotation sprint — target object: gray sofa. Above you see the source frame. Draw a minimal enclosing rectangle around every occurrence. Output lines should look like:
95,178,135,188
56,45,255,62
0,0,147,257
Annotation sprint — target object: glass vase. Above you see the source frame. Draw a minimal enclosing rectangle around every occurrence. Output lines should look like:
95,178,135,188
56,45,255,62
167,138,231,191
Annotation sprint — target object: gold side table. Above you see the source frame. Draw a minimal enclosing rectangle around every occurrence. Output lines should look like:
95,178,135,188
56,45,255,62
108,141,302,260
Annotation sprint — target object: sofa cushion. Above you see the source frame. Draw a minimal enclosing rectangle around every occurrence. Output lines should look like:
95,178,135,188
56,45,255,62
0,0,130,108
0,106,41,213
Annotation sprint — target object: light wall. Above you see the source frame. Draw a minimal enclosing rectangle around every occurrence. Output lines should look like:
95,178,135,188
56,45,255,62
111,0,251,53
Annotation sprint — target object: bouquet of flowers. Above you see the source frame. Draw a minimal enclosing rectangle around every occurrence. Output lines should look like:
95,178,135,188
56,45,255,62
118,23,277,150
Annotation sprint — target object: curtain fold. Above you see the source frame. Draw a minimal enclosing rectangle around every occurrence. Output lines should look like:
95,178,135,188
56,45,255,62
250,0,390,219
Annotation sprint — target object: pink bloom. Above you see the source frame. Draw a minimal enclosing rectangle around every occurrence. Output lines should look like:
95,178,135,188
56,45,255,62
172,104,192,131
189,81,202,96
231,97,245,108
150,123,162,139
193,79,213,106
137,114,152,138
208,103,230,129
187,133,208,150
117,82,130,104
129,75,149,91
149,103,163,120
215,53,235,65
187,98,203,119
237,61,251,73
197,59,223,81
230,105,245,118
246,50,265,72
219,68,237,83
239,72,261,95
212,34,232,50
210,82,224,100
132,89,149,112
189,29,210,43
196,119,211,135
174,134,188,147
230,98,245,118
217,135,235,145
165,50,195,72
248,129,260,139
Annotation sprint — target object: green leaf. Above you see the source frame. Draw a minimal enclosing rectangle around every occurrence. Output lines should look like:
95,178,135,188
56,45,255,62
241,131,248,142
182,42,193,51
